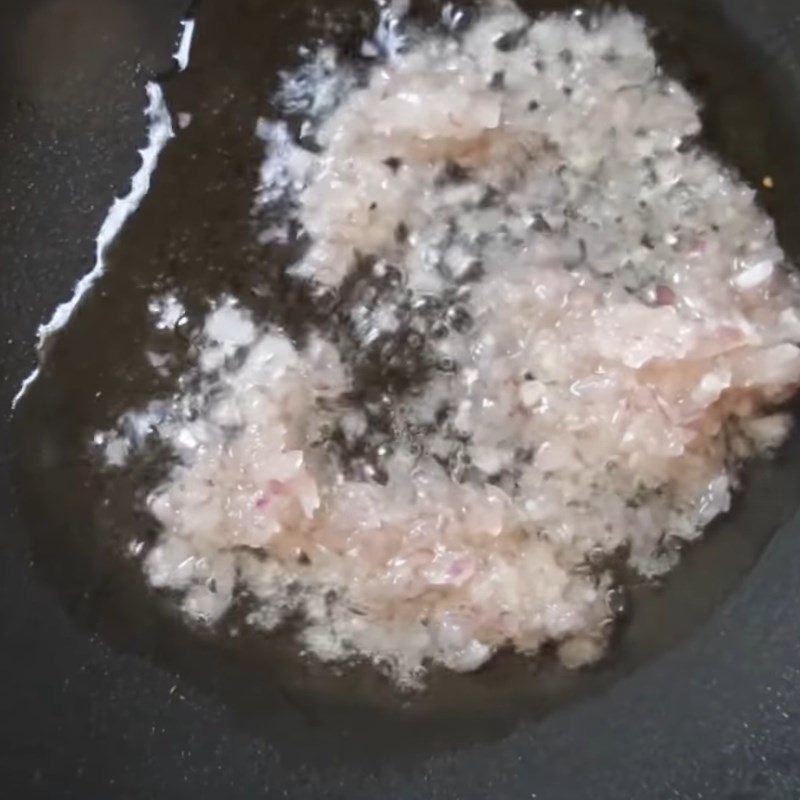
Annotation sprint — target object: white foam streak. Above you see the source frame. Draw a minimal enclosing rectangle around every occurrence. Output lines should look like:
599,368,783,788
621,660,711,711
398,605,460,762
11,369,40,409
12,15,198,409
175,19,196,72
36,83,174,346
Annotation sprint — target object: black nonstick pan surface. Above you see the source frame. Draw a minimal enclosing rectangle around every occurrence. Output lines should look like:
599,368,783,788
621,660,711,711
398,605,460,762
3,0,800,797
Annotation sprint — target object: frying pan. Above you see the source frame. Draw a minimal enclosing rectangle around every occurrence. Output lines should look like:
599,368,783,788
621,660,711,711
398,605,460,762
3,0,800,797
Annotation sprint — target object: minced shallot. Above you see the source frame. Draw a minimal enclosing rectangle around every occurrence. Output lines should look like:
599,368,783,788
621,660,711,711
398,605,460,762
103,1,800,686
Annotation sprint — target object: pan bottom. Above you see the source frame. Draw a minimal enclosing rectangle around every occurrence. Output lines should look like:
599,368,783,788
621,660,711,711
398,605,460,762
12,0,800,757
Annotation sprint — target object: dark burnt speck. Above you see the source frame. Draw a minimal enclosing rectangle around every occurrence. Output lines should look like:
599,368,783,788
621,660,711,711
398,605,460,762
437,356,457,374
458,260,485,284
430,323,449,340
435,404,452,425
489,71,506,91
478,185,502,209
677,134,699,154
564,238,588,270
439,159,472,185
448,306,474,333
493,27,528,52
531,212,552,233
383,156,403,173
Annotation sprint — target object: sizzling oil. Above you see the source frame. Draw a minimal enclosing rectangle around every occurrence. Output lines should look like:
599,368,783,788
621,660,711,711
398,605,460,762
12,0,800,753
